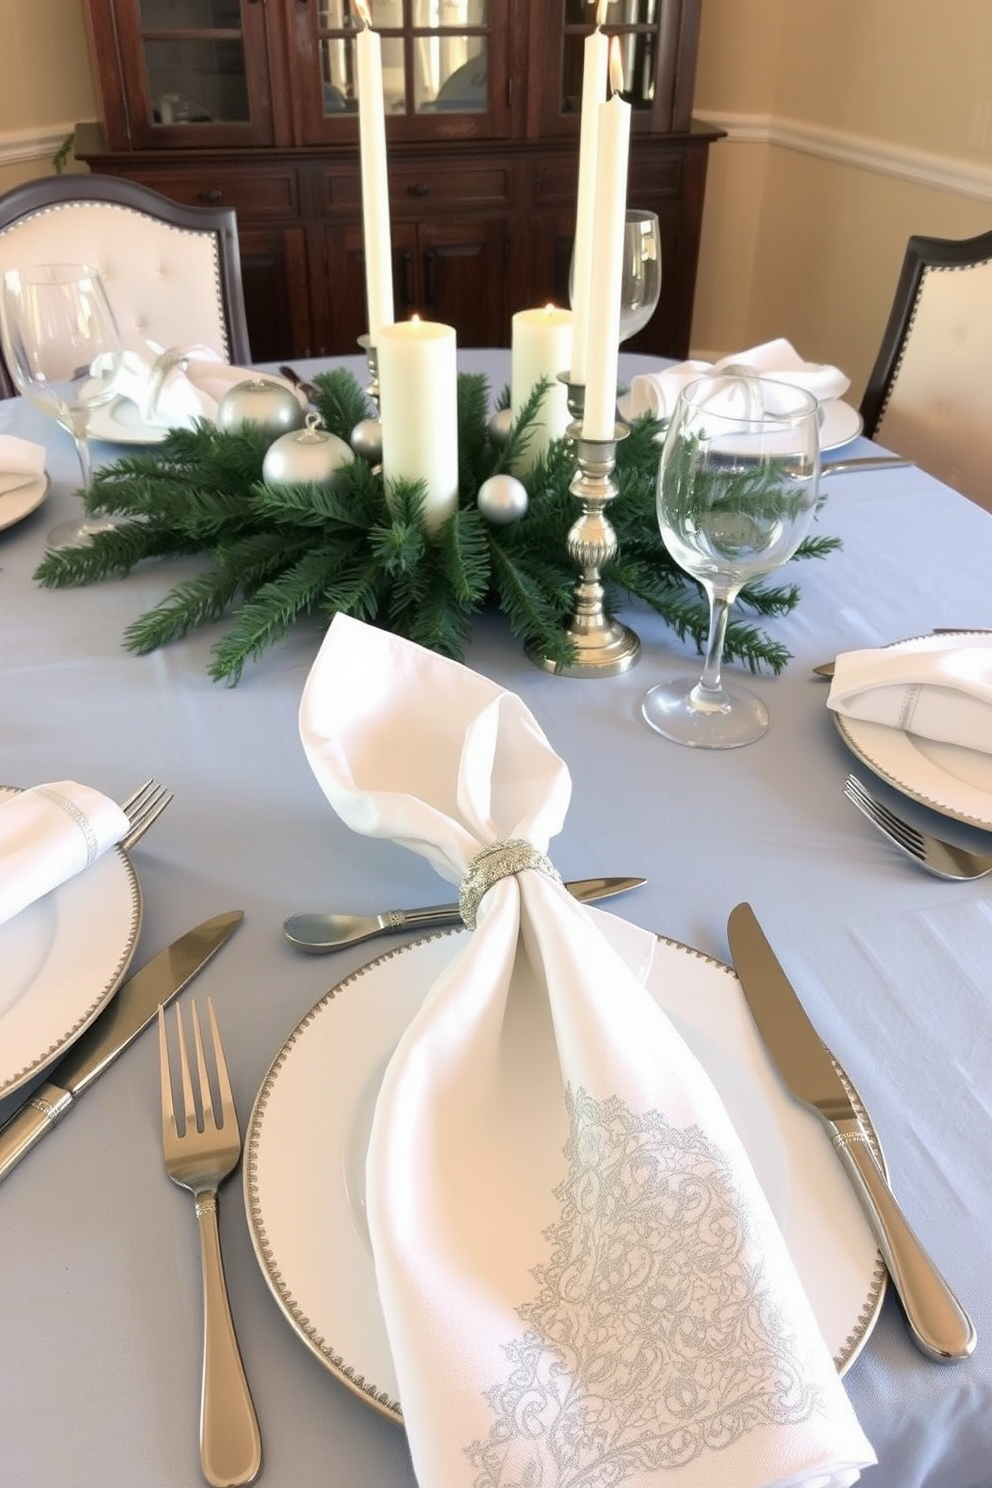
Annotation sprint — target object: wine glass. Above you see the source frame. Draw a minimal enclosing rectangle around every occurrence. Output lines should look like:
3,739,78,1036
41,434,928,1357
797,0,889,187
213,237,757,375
618,209,662,343
569,208,663,345
641,371,821,749
0,263,124,548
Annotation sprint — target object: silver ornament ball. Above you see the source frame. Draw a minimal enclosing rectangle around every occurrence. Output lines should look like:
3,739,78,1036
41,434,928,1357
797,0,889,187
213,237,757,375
487,407,514,447
350,416,382,464
477,473,529,524
216,377,306,438
262,415,354,488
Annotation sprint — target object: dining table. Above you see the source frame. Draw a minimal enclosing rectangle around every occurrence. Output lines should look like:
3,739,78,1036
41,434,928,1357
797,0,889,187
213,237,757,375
1,347,990,1488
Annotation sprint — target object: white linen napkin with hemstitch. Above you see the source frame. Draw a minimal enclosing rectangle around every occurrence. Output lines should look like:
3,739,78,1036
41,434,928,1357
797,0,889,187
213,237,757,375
0,434,45,496
0,782,129,927
109,343,303,430
298,614,874,1488
626,338,851,421
827,644,992,753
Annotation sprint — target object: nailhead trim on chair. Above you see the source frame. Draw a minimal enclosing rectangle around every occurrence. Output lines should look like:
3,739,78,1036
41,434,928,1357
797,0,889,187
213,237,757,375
0,199,231,359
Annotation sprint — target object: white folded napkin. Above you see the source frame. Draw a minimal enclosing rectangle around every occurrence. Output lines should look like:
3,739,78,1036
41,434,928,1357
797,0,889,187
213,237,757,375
110,343,300,430
627,337,851,421
827,642,992,752
0,434,45,496
0,782,129,927
299,613,874,1488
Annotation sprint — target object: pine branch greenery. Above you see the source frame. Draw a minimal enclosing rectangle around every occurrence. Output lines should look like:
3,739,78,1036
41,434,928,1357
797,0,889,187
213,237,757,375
32,366,839,683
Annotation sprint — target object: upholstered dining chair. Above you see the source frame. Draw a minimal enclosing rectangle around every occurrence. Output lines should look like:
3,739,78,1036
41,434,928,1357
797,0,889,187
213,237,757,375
859,227,992,513
0,173,251,398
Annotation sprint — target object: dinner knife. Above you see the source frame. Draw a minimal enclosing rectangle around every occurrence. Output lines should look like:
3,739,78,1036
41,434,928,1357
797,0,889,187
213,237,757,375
726,901,976,1362
0,909,244,1185
283,875,645,953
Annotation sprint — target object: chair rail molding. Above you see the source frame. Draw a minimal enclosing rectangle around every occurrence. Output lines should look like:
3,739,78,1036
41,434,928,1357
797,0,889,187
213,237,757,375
0,124,78,169
695,110,992,204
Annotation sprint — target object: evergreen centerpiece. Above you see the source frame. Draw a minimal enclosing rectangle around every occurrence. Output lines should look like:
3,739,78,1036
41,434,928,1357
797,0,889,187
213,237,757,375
33,368,838,685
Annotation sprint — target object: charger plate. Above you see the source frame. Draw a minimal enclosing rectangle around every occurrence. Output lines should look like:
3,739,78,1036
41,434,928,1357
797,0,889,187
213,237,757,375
244,925,886,1420
832,632,992,830
617,394,863,452
88,398,169,446
0,474,49,533
0,786,141,1099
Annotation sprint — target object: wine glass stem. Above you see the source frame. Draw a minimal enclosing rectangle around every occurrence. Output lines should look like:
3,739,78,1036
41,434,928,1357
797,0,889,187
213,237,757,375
699,589,733,694
71,431,93,493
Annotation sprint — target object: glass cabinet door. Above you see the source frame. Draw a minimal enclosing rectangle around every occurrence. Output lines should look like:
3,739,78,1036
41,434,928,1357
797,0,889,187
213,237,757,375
293,0,510,142
545,0,690,136
111,0,274,147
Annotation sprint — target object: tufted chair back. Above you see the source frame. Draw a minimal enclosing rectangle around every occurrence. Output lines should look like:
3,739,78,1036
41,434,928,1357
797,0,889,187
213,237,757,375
0,173,251,397
860,229,992,513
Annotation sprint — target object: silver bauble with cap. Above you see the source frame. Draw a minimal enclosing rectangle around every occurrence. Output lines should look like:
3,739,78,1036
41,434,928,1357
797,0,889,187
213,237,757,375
262,413,355,488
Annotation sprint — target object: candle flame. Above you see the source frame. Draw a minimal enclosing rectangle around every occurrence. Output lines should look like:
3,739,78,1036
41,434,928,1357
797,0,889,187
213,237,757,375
354,0,372,28
544,302,557,312
608,36,625,94
592,0,608,26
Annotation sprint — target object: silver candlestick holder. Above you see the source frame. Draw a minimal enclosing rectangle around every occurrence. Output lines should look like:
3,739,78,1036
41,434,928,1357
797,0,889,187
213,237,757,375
351,333,383,465
528,376,641,678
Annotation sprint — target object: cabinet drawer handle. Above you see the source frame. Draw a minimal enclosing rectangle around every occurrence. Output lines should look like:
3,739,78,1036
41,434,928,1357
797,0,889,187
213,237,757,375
198,188,224,204
408,182,430,197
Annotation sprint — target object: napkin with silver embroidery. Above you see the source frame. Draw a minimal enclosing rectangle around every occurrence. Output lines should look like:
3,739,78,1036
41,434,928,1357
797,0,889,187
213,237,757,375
299,612,875,1488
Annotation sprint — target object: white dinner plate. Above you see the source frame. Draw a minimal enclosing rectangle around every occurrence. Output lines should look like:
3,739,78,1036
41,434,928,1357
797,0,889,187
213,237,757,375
245,927,886,1421
832,631,992,830
617,394,863,453
0,786,142,1099
88,397,170,446
0,474,49,534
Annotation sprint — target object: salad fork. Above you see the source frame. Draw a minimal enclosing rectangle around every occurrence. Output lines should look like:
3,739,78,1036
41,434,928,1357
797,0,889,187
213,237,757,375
120,778,173,851
843,773,992,880
158,999,261,1487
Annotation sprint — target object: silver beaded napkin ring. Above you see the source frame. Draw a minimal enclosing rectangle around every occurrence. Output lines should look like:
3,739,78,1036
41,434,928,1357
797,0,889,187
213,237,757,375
458,838,563,930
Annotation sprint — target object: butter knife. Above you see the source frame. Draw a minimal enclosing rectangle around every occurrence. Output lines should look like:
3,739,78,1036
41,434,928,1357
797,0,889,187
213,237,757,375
821,456,913,475
726,902,975,1362
0,910,244,1185
283,875,645,953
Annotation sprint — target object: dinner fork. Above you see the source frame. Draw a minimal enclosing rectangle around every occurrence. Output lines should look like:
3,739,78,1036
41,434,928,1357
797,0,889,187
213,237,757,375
844,773,992,880
158,999,261,1487
120,778,173,851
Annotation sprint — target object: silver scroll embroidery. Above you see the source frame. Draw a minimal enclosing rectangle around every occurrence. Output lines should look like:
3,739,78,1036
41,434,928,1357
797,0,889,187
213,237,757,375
466,1086,823,1487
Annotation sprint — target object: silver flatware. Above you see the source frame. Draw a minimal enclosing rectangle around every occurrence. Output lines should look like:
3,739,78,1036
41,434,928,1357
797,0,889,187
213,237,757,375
120,778,173,851
283,874,646,953
0,910,244,1184
820,456,913,475
727,901,976,1362
158,998,261,1488
844,773,992,880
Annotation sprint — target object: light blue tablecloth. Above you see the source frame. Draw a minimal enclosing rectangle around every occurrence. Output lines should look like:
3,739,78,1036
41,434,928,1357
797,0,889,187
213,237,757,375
1,352,990,1488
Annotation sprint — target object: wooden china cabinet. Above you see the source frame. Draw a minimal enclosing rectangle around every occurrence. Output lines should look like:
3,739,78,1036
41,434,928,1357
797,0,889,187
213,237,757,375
76,0,721,364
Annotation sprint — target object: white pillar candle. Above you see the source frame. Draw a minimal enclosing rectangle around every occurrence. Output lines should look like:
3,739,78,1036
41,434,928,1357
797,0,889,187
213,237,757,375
582,41,631,441
569,1,609,387
378,319,459,534
355,3,394,344
510,305,575,475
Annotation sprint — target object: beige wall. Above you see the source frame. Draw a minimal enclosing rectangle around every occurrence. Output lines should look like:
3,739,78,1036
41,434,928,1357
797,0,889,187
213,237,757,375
1,0,990,402
692,0,992,397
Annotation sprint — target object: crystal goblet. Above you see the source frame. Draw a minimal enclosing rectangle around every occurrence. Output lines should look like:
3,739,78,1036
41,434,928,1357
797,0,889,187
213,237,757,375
0,263,123,548
641,372,821,749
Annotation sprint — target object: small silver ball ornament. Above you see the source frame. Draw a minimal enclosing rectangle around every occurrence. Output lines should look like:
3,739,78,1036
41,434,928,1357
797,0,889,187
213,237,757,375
262,414,354,488
350,416,382,464
487,407,514,447
217,377,306,438
477,473,529,524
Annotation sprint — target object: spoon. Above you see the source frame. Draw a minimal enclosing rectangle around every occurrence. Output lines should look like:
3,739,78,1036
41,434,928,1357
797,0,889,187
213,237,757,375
284,875,645,953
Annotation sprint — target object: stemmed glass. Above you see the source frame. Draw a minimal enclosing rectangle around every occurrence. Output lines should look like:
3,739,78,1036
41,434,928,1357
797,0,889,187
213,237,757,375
0,264,124,548
641,371,821,749
617,209,662,343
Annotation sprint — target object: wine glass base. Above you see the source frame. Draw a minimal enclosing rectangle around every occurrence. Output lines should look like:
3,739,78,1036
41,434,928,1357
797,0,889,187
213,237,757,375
641,676,770,749
46,513,122,550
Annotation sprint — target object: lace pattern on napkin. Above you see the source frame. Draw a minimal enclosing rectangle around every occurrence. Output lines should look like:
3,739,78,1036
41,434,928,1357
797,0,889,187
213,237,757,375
32,785,99,865
466,1086,823,1487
